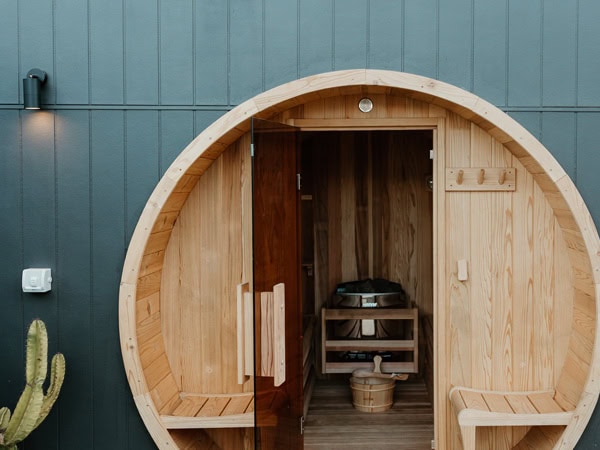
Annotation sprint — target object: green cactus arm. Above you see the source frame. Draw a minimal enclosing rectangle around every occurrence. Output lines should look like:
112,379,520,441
1,385,43,445
0,407,10,433
26,320,48,385
2,320,49,445
34,353,65,428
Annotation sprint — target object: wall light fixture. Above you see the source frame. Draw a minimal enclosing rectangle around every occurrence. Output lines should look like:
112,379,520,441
23,69,47,110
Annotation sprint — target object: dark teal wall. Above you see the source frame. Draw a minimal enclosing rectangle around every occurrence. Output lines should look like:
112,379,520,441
1,1,599,448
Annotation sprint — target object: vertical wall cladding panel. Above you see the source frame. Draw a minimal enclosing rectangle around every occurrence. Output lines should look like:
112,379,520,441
89,0,124,104
20,111,58,450
264,0,298,90
230,0,263,105
541,112,577,180
55,111,93,449
507,0,542,106
55,0,89,104
195,0,228,105
125,110,159,241
194,110,227,137
577,0,600,106
299,0,333,77
160,111,195,175
438,0,472,91
90,111,132,450
368,0,402,71
160,0,193,105
333,0,368,70
0,1,18,103
542,0,577,106
0,112,24,410
19,0,55,105
576,113,600,227
507,111,541,140
473,0,507,106
403,0,437,79
125,0,159,104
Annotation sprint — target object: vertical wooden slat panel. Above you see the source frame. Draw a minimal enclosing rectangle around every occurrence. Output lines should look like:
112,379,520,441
577,0,600,106
403,0,437,79
160,0,193,105
542,0,578,107
55,111,93,448
511,157,534,391
333,0,368,70
507,0,542,107
124,0,159,104
0,1,18,103
89,0,124,104
473,0,507,105
368,0,403,71
195,0,229,105
299,0,333,77
55,0,89,104
446,113,472,450
532,181,555,390
438,0,472,90
264,0,298,90
229,0,263,104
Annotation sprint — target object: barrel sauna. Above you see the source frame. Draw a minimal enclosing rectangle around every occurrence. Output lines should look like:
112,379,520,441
119,69,600,450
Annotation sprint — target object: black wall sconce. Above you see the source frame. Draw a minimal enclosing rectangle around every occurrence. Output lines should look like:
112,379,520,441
23,69,47,110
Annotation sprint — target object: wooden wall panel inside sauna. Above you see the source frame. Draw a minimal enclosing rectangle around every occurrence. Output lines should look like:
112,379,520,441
300,129,434,374
160,134,253,395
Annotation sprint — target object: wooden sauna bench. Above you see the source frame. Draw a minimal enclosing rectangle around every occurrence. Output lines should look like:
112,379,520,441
449,386,574,450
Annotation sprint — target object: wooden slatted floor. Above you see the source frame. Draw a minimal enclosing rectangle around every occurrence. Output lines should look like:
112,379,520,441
304,377,434,450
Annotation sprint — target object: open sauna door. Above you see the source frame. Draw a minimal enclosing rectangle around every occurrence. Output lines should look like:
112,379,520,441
251,118,303,449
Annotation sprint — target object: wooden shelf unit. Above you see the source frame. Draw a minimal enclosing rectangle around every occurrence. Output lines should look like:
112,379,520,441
321,307,419,374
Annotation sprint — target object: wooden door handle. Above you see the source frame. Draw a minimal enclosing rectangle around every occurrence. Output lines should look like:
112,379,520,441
237,282,253,384
273,283,286,387
260,283,286,387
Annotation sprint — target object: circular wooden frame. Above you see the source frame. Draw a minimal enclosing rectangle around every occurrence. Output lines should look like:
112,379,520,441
120,69,600,449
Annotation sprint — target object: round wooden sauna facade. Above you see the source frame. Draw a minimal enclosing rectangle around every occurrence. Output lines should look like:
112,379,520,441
119,70,600,450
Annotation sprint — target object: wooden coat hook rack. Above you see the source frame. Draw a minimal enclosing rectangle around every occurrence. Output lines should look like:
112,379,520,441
446,167,516,191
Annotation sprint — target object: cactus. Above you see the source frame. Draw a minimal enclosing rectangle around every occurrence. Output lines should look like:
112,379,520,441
0,320,65,450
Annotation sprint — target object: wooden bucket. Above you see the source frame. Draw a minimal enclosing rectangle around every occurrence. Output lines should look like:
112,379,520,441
349,376,395,413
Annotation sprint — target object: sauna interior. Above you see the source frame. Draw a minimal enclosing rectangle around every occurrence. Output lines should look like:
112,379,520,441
122,74,599,450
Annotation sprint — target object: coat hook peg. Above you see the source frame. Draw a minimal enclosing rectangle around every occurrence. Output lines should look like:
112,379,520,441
477,169,485,185
457,169,464,185
498,169,507,185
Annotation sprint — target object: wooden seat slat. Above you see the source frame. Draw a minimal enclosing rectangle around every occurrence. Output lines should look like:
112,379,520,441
461,391,489,411
221,395,253,415
505,394,538,415
172,397,207,417
196,397,230,417
527,392,565,414
481,393,513,414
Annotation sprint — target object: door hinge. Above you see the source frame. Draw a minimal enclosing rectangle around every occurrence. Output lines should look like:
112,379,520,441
429,149,434,160
297,173,302,191
431,439,436,449
300,415,305,435
250,143,255,157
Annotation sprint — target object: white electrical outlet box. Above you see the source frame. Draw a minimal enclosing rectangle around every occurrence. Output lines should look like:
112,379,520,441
22,268,52,293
